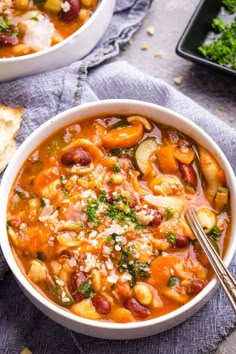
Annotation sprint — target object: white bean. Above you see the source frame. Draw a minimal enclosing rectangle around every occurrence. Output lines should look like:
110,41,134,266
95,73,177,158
134,284,153,305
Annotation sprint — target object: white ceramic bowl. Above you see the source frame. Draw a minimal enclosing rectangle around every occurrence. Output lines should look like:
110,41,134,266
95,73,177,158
0,100,235,340
0,0,115,82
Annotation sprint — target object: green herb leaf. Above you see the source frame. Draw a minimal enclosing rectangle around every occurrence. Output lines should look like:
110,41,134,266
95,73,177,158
112,162,121,172
98,190,107,202
86,199,100,226
198,18,236,71
78,281,93,298
166,208,175,219
222,0,236,13
0,18,10,33
167,276,179,287
167,231,176,243
31,16,39,21
209,225,220,241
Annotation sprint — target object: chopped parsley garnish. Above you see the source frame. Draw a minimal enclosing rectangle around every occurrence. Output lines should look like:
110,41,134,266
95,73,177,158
198,17,236,71
167,276,179,287
56,206,61,210
209,226,220,241
167,231,176,244
112,162,121,172
166,208,175,219
63,189,69,195
31,16,39,21
104,202,138,226
98,190,107,202
6,220,12,229
86,199,100,226
78,281,93,298
222,0,236,13
112,233,150,287
36,251,46,260
106,236,112,242
40,198,46,208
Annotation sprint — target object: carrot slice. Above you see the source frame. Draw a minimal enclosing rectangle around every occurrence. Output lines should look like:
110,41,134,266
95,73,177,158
156,145,178,173
149,255,182,287
102,124,143,148
174,147,195,164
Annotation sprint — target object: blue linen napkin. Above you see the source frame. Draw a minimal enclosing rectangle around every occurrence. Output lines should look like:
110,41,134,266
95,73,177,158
1,1,236,354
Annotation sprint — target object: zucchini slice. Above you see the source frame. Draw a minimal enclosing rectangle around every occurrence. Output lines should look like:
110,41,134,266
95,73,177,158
134,138,158,174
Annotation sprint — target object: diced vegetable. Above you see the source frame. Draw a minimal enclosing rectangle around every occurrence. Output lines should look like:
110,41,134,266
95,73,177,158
174,147,195,164
214,187,229,212
134,138,158,174
44,0,63,13
102,124,144,149
156,145,178,173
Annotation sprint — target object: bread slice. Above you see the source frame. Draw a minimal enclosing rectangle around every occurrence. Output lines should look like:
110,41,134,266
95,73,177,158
0,104,24,173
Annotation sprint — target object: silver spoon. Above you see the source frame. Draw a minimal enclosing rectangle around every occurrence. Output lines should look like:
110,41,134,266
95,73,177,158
186,206,236,313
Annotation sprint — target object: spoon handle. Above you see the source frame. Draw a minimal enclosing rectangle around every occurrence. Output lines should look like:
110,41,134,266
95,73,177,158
186,207,236,313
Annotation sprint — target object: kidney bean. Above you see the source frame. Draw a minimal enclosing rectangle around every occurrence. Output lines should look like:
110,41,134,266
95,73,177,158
60,0,80,22
124,298,150,317
61,148,92,166
186,279,205,295
0,34,19,47
175,235,189,248
179,162,197,187
150,210,163,227
74,293,85,302
91,295,111,315
71,271,87,292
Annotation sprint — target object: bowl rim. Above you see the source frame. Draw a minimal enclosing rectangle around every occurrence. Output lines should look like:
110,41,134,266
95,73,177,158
1,99,235,331
0,0,107,63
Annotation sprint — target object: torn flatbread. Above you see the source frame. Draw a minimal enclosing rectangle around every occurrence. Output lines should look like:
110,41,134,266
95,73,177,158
0,104,24,173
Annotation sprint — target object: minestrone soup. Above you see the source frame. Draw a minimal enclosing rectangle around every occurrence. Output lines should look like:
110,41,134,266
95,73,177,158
0,0,98,58
7,115,230,322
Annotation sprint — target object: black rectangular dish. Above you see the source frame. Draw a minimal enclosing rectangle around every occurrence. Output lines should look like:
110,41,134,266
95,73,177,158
176,0,236,77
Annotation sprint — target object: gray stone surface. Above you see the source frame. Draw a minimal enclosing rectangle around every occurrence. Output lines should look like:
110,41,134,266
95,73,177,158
117,0,236,352
118,0,236,129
